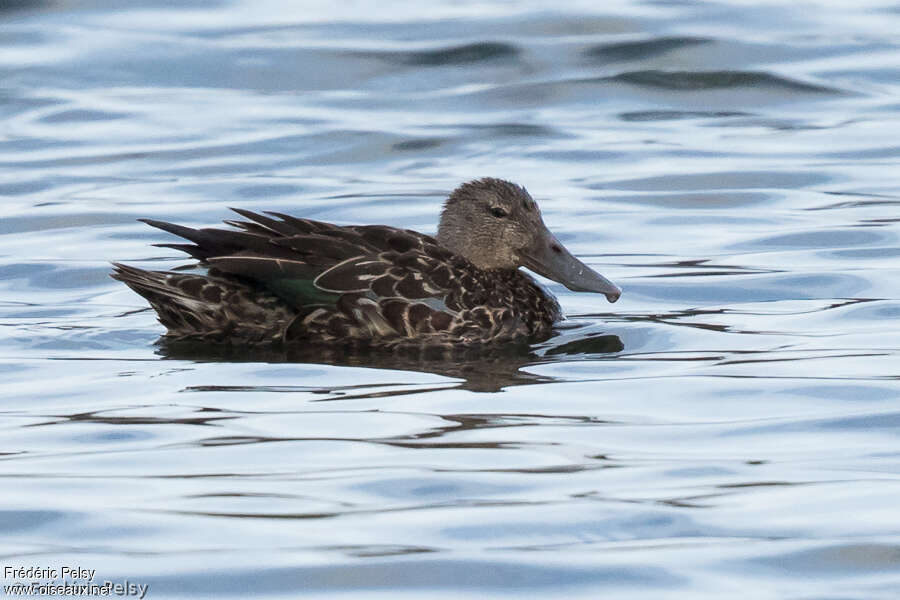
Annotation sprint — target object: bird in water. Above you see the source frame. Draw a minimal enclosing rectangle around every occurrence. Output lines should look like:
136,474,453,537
112,178,621,347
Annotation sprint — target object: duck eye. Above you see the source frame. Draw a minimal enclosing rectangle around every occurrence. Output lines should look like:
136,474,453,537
490,207,508,218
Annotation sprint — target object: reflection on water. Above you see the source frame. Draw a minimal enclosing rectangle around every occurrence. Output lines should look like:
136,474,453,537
2,0,900,598
159,327,625,394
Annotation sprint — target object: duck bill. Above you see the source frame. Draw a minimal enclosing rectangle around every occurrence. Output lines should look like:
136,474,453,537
521,234,621,302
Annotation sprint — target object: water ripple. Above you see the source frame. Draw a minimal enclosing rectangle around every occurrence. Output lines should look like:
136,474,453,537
2,0,900,598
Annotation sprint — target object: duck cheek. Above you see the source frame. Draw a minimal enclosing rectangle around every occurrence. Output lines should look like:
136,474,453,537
503,226,530,254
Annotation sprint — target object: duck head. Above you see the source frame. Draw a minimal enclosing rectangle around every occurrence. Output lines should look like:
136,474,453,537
436,178,621,302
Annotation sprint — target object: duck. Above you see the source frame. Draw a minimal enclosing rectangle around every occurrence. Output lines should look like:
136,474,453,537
112,178,621,347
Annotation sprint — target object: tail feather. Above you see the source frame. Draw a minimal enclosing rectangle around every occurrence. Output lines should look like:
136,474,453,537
111,263,295,342
139,218,296,261
111,263,215,333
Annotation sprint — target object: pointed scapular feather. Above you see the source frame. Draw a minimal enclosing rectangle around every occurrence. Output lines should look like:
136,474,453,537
144,218,301,261
327,228,385,252
272,234,367,262
314,257,390,293
228,208,297,236
263,212,331,234
223,219,273,236
139,218,195,236
263,214,384,252
207,256,338,308
153,243,205,260
358,225,416,250
208,256,316,281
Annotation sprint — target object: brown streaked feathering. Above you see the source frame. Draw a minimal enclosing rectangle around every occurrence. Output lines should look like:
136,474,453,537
112,178,621,347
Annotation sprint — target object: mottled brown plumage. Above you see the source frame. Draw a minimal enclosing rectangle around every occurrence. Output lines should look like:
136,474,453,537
112,178,620,347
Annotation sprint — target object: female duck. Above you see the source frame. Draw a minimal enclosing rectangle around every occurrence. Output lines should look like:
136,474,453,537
113,178,620,346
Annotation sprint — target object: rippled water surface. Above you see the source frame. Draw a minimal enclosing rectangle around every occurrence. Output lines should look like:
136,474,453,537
2,0,900,598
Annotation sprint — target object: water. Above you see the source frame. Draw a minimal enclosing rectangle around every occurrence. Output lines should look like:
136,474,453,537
2,0,900,597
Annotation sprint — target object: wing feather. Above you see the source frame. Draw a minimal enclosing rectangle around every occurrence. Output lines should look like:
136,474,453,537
134,209,502,342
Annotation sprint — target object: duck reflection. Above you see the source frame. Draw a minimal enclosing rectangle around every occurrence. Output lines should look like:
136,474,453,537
157,326,623,394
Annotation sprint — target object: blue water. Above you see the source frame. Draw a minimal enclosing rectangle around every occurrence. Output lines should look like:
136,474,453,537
2,0,900,598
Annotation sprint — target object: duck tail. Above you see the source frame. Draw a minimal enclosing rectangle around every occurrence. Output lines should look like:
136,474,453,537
111,263,296,343
111,263,223,335
111,263,203,303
